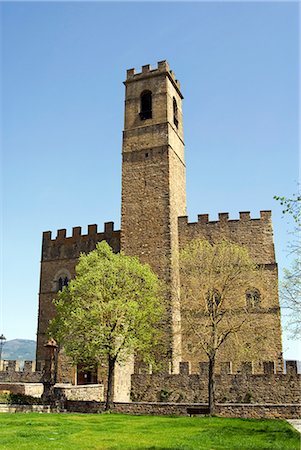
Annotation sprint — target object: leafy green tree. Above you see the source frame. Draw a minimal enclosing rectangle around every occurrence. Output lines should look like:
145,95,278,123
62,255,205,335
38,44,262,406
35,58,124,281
49,241,164,410
180,239,263,415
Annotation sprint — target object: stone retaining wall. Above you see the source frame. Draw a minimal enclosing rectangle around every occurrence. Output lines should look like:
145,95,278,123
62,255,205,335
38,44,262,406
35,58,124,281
0,383,43,397
54,384,104,401
0,404,50,413
65,401,301,419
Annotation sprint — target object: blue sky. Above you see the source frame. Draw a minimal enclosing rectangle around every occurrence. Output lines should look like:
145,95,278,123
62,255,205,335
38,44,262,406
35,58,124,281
1,2,299,359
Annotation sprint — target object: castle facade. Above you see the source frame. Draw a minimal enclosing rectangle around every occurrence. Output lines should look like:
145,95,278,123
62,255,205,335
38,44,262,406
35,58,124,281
36,61,283,394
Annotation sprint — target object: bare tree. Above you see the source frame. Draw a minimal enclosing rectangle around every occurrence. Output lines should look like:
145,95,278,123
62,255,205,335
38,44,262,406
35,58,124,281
275,193,301,338
180,239,263,415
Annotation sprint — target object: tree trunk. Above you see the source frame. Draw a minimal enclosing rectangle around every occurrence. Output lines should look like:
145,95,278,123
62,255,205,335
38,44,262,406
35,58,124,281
208,356,216,416
105,355,115,411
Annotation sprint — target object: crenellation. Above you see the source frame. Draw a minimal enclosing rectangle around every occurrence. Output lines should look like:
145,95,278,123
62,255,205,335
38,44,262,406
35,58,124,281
260,210,272,220
24,361,36,373
263,361,275,375
7,360,20,372
131,360,300,405
42,222,119,245
104,221,114,234
88,224,97,235
286,360,298,375
157,60,169,72
179,361,191,375
180,210,272,226
126,68,136,78
0,360,43,383
43,231,52,241
239,211,251,221
218,212,229,222
142,64,151,73
72,226,82,237
57,229,67,240
198,214,209,224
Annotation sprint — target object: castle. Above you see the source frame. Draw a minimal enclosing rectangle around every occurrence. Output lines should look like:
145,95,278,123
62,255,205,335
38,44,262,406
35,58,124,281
35,61,283,398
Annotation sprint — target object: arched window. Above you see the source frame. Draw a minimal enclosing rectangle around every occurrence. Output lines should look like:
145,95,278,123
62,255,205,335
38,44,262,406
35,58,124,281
173,97,178,128
58,276,69,291
206,289,221,311
53,269,71,292
139,91,152,120
58,277,64,291
246,289,261,308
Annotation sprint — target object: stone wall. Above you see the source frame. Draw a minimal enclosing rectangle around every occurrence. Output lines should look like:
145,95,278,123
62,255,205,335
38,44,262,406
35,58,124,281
178,212,283,369
0,382,43,397
0,404,50,413
54,384,104,401
0,361,43,383
36,221,120,375
131,361,300,404
65,401,301,419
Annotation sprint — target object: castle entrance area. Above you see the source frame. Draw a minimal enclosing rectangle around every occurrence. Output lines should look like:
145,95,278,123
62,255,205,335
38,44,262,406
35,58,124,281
76,365,98,385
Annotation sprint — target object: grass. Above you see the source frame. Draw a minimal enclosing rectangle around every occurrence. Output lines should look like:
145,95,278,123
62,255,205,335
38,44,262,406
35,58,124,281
0,413,299,449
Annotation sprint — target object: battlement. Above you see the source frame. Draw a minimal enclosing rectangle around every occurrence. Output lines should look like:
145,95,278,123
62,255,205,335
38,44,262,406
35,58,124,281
0,361,43,384
125,60,182,97
134,360,298,376
178,210,275,264
41,221,120,261
131,360,300,404
43,221,117,243
178,210,272,226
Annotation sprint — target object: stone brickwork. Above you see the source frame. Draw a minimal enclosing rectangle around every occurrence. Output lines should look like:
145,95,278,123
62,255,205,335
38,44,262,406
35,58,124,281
0,361,43,383
130,361,300,404
65,401,301,419
35,60,284,403
0,383,43,397
36,222,120,371
54,384,104,402
121,61,186,370
178,212,282,370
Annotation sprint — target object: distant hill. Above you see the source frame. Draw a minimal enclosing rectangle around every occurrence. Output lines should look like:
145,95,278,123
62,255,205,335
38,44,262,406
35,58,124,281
2,339,36,361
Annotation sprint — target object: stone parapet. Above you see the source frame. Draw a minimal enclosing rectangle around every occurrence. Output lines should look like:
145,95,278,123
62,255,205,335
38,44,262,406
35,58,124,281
0,361,43,383
42,222,120,261
130,361,300,405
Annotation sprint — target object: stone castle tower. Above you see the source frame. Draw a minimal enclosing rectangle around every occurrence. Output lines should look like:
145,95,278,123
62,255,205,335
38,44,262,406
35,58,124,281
36,61,283,390
121,61,186,371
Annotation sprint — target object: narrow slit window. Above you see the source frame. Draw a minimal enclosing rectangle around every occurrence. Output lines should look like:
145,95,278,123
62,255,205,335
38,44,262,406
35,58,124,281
173,97,178,128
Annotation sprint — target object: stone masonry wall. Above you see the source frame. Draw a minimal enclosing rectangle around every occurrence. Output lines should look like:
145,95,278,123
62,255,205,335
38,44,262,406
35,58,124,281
121,61,187,372
178,212,283,370
65,401,301,419
36,221,120,375
130,361,300,404
54,384,104,402
0,361,43,383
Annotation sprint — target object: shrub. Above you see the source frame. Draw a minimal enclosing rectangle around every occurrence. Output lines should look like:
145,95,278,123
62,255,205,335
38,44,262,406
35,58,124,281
7,393,43,405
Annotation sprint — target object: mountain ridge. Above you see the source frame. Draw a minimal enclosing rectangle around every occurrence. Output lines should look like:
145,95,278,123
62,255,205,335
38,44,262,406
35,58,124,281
1,339,36,361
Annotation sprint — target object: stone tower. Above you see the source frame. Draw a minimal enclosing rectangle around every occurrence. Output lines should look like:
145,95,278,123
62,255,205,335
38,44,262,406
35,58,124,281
121,61,187,371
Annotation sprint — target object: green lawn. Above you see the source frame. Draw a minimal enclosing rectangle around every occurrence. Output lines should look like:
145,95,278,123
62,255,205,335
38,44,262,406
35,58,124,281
0,413,299,449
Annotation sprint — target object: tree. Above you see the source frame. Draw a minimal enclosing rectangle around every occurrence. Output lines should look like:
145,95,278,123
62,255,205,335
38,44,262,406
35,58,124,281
179,239,263,415
274,193,301,338
49,241,164,410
